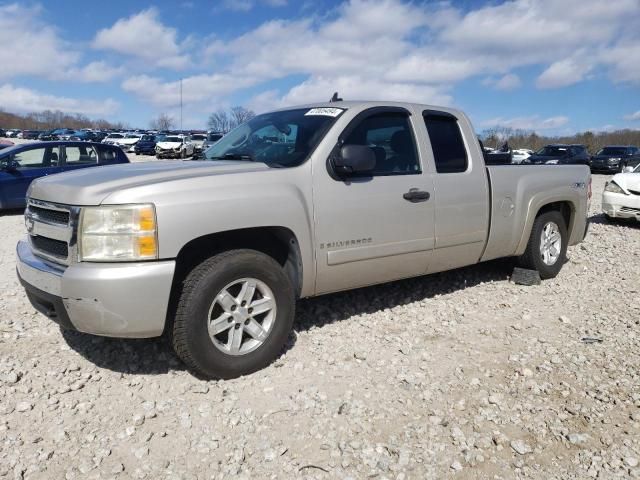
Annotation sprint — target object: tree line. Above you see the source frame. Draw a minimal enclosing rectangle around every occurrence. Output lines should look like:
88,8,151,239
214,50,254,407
0,109,127,131
481,126,640,153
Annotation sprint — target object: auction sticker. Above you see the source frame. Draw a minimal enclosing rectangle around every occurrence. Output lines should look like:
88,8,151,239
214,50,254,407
305,108,344,117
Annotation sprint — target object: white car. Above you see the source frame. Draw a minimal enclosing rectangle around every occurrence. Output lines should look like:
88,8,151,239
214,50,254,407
602,163,640,222
102,133,125,145
155,135,194,159
115,133,143,152
512,149,533,164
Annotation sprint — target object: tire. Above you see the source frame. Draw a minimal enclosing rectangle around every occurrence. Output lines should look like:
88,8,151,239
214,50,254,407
517,211,567,279
171,249,295,379
181,149,186,159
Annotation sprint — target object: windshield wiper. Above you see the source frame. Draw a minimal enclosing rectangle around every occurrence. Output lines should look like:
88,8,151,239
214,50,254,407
209,153,254,161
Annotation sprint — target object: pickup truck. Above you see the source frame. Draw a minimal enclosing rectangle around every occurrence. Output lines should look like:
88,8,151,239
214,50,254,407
16,101,591,379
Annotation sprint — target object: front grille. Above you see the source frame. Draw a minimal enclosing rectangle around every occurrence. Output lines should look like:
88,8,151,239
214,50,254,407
31,236,69,258
620,206,640,213
30,205,69,225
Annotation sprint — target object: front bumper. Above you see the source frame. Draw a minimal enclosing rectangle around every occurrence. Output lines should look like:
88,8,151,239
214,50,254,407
602,191,640,220
591,163,619,173
16,240,176,338
156,150,181,158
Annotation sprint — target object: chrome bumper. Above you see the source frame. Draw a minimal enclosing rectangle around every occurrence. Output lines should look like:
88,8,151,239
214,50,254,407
17,239,176,338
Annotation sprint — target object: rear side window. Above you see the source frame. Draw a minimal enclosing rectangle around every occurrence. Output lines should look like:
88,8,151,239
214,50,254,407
64,146,98,165
423,113,468,173
98,147,120,163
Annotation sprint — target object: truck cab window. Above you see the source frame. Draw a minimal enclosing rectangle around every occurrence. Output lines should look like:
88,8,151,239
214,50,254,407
423,114,468,173
343,112,420,176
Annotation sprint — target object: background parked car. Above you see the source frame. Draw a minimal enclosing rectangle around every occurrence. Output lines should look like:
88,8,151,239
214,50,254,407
602,163,640,222
21,130,42,140
5,129,21,138
0,141,129,209
511,148,533,164
202,131,223,151
134,134,164,155
102,132,125,144
527,144,590,165
190,133,207,158
590,145,640,173
155,135,194,159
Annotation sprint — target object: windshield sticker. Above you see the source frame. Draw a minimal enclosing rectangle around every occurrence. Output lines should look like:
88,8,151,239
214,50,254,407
305,108,344,117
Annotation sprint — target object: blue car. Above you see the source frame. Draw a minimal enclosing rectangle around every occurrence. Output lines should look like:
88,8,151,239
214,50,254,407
134,134,165,155
0,141,129,210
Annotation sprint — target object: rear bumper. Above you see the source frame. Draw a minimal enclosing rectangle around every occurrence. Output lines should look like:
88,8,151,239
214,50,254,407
16,240,176,338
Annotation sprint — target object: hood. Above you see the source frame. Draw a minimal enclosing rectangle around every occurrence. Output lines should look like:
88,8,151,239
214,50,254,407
157,141,182,149
28,160,271,206
116,138,140,145
610,172,640,193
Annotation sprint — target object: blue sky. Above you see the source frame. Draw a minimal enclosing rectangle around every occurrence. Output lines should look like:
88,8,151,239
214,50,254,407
1,0,639,134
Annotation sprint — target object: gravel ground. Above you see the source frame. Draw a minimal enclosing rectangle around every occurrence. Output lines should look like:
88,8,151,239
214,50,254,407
1,173,639,480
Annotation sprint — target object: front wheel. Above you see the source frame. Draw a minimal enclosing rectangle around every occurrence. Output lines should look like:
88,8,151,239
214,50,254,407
517,211,567,279
171,250,295,379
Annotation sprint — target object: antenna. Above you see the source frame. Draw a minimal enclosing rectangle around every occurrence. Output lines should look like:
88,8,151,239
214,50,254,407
330,92,342,102
180,78,183,132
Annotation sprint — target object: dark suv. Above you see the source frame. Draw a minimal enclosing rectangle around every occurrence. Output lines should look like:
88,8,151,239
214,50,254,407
590,145,640,173
526,144,590,165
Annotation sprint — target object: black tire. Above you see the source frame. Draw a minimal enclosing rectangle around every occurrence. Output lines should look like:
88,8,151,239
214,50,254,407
171,249,295,379
517,211,567,279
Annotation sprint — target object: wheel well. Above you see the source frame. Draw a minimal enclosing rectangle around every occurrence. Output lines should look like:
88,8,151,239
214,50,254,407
537,201,573,230
163,227,303,337
173,226,302,296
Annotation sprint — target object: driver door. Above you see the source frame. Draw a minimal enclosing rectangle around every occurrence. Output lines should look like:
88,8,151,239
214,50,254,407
312,107,435,294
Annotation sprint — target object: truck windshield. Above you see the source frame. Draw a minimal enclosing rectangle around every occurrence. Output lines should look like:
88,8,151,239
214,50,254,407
204,107,345,167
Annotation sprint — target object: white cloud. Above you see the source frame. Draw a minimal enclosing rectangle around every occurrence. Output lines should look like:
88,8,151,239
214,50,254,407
93,8,189,69
625,111,640,121
482,115,569,131
66,61,125,83
121,74,257,108
483,74,522,91
0,84,119,116
536,58,592,89
221,0,288,11
121,0,640,122
0,4,78,80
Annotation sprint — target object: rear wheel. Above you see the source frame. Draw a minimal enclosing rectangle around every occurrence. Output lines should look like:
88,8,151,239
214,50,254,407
518,211,567,279
171,250,295,379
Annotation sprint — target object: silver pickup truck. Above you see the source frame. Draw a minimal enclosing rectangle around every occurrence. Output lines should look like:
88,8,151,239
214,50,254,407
16,101,591,378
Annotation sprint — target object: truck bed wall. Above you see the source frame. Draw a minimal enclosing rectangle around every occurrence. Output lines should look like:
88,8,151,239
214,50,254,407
481,164,590,262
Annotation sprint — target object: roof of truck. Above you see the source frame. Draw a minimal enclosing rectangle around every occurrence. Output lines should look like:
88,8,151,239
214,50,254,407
272,100,464,116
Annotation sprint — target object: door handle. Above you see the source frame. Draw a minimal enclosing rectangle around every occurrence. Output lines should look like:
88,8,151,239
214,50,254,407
403,188,430,203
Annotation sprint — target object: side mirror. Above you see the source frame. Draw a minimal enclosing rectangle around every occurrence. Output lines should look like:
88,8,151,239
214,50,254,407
2,159,19,171
333,144,376,176
623,166,634,173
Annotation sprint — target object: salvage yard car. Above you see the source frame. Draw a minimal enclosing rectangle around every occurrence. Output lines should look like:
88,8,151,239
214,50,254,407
590,145,640,174
527,144,590,165
155,135,194,159
0,141,129,209
602,163,640,222
16,101,591,379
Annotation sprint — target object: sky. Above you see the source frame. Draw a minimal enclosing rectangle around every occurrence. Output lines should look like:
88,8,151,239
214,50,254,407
0,0,639,134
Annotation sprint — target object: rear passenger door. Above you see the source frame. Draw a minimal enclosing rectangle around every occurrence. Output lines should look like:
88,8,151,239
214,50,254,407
313,107,435,294
421,111,490,273
61,145,99,171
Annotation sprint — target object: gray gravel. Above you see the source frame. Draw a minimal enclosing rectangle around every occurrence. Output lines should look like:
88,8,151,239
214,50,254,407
1,173,639,479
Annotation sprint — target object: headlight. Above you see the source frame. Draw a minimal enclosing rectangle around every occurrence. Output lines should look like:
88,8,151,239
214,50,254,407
604,181,626,195
607,157,621,163
545,159,559,165
79,204,158,262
